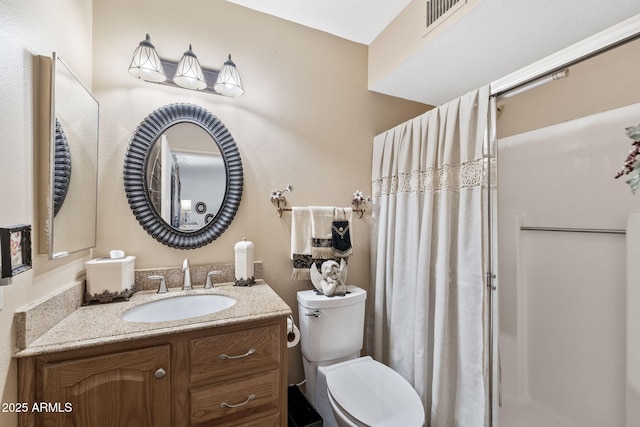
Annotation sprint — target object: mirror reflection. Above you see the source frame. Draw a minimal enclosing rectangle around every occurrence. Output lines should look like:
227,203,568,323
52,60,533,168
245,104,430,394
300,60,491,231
53,119,71,217
146,123,227,232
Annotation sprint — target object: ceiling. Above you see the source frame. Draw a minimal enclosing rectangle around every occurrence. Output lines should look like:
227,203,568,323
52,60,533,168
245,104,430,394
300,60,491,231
226,0,640,106
224,0,413,45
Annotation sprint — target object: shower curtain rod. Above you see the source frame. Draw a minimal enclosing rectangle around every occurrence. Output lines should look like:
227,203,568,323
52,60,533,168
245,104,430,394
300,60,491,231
497,68,569,100
490,15,640,99
520,226,626,235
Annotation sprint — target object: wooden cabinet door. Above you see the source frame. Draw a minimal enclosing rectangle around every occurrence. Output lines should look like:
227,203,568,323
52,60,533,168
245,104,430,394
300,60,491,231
40,345,170,427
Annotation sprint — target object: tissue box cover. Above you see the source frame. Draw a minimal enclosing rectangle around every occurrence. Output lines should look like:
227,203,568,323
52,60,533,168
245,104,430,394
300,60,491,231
86,256,136,296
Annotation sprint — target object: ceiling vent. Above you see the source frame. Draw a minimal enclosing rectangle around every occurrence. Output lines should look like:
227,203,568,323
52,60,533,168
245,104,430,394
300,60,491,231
425,0,467,34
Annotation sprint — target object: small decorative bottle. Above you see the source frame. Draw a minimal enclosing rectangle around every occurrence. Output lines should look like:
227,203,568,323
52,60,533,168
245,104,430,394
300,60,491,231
234,238,255,286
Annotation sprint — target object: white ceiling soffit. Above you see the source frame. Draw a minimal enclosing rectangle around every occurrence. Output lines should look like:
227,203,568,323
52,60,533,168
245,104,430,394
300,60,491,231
371,0,640,106
224,0,413,45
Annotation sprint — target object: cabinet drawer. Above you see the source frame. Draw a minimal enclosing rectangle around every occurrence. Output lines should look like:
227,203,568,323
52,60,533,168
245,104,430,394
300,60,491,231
189,324,281,383
190,370,280,426
216,412,280,427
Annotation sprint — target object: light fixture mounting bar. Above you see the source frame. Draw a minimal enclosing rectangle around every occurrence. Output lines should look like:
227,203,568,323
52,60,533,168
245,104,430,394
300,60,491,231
153,58,222,95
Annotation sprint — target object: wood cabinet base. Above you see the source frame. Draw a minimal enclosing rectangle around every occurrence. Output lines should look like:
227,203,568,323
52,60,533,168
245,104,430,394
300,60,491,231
18,316,288,427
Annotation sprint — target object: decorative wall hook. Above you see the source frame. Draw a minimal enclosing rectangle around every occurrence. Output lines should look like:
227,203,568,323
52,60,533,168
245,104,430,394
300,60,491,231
352,191,371,219
270,183,293,217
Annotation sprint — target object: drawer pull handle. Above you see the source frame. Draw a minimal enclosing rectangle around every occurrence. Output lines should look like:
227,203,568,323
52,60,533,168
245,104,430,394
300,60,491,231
220,394,256,409
154,368,166,379
218,348,256,360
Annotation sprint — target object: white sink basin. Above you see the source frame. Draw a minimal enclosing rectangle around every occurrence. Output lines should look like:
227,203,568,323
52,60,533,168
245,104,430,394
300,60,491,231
121,294,236,323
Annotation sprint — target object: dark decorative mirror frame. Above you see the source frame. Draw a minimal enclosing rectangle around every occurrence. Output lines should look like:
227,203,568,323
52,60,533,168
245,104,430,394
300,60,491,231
124,103,243,249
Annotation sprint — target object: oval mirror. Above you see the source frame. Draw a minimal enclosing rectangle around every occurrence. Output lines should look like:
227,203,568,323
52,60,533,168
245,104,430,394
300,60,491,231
124,103,243,249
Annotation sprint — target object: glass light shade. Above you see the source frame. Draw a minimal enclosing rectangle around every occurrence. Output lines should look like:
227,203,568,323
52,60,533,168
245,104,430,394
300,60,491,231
180,199,192,212
128,34,166,83
173,45,207,91
213,55,245,97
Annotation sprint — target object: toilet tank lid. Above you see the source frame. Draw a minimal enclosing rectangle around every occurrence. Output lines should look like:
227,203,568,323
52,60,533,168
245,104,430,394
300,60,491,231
297,285,366,309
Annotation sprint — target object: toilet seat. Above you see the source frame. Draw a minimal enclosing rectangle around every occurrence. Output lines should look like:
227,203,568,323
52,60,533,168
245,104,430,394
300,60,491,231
325,357,425,427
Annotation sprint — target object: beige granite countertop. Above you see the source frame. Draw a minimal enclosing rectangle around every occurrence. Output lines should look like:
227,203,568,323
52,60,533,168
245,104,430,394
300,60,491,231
14,281,291,358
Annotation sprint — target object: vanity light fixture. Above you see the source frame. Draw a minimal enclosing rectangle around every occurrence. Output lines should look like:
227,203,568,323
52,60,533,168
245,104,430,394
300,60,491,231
128,34,167,83
213,55,245,97
173,45,207,90
128,34,245,97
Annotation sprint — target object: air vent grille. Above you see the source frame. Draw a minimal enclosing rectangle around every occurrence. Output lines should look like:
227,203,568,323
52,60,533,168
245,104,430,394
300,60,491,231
426,0,467,30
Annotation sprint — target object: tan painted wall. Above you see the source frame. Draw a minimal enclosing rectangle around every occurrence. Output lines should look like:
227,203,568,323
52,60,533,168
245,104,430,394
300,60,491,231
0,1,94,426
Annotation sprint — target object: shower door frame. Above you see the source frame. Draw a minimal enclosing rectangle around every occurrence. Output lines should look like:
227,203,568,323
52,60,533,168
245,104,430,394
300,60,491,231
484,13,640,427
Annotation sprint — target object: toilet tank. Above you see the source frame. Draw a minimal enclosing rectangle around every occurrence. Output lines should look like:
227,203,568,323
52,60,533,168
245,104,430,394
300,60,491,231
297,285,367,362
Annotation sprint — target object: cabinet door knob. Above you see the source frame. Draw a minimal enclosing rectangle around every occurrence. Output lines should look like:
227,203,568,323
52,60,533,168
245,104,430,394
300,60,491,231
154,368,166,379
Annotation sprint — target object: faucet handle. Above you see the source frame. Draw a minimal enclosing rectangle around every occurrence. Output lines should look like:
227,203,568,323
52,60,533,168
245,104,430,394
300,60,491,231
149,275,168,293
205,271,222,289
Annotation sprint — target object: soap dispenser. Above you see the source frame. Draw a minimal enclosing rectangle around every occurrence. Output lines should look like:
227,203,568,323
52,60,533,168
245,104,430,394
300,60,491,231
234,238,255,286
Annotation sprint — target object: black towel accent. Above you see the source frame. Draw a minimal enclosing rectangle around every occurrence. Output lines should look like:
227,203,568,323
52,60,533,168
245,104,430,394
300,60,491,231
332,220,352,257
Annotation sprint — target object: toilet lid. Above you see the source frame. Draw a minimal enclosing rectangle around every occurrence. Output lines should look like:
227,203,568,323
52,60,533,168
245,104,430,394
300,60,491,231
325,357,425,427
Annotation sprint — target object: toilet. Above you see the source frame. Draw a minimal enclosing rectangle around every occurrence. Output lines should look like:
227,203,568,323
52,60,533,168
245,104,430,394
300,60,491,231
297,286,425,427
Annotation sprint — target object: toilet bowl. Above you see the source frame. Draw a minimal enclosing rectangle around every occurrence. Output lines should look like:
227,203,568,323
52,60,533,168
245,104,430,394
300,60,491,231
321,357,425,427
297,286,425,427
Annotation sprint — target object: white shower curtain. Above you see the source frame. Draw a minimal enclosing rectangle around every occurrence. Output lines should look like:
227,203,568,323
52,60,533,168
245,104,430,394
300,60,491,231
369,86,490,426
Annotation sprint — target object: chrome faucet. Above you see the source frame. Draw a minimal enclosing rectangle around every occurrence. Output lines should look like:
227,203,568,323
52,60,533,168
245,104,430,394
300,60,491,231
205,270,222,289
149,275,168,293
182,259,192,290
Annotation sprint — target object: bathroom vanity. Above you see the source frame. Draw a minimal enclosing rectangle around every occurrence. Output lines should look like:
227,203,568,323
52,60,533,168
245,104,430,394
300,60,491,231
14,282,291,427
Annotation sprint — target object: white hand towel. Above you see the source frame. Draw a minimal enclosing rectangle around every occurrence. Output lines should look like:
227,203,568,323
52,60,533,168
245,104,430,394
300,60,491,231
291,207,312,279
310,206,335,259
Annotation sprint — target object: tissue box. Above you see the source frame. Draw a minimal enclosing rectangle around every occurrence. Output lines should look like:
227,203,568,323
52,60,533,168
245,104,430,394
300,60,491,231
86,256,136,299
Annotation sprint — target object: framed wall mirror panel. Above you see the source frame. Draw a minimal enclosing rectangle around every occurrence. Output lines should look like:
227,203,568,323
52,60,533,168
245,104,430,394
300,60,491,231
36,53,99,259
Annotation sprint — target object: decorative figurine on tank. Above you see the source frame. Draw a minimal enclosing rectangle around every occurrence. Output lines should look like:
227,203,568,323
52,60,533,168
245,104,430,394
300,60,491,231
310,259,347,296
